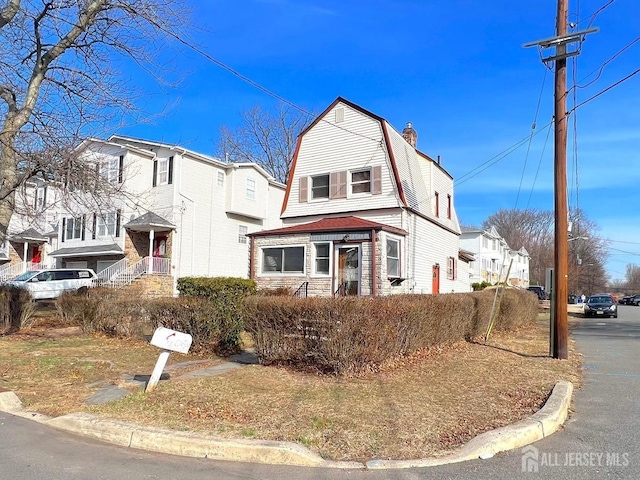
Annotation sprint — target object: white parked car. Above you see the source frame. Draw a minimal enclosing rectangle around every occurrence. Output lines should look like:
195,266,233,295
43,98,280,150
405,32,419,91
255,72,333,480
6,268,97,300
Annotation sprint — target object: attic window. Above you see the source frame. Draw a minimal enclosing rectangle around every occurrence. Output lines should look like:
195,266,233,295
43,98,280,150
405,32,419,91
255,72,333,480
335,107,345,123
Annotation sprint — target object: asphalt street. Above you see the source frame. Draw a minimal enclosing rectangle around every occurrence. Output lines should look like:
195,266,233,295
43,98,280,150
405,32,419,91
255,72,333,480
2,305,640,479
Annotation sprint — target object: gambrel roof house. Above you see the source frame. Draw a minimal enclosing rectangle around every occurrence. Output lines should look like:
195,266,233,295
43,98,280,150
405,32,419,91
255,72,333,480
0,136,286,294
459,225,530,288
249,97,473,296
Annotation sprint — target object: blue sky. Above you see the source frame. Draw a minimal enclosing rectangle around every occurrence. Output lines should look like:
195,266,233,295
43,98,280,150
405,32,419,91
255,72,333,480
111,0,640,282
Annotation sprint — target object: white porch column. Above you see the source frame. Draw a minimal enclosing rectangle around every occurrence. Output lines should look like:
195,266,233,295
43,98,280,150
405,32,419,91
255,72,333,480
22,241,28,272
148,229,155,274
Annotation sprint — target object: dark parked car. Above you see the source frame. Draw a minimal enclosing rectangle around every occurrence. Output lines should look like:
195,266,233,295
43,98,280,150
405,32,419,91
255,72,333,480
630,294,640,306
583,294,618,318
527,285,548,301
619,295,635,305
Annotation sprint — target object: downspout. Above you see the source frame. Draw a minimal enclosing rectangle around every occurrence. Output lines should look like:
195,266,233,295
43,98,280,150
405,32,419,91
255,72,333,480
371,229,377,296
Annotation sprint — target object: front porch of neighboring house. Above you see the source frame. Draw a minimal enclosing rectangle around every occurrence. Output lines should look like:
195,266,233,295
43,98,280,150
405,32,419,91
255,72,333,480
0,228,56,281
47,212,176,297
249,217,409,298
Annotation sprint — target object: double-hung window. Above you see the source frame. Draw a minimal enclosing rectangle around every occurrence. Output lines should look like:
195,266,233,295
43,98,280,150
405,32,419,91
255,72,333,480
311,174,329,200
313,243,330,275
262,246,304,274
103,157,119,183
97,212,117,237
246,179,256,200
238,225,248,244
447,256,456,280
157,158,169,185
387,238,400,277
351,170,371,194
65,217,83,240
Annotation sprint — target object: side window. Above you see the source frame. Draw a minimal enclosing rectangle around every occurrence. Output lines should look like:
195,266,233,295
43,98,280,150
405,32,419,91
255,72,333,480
35,272,52,282
387,238,400,277
53,270,76,280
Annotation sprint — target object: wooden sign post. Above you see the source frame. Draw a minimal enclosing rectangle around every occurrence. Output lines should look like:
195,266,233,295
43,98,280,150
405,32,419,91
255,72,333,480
146,327,193,392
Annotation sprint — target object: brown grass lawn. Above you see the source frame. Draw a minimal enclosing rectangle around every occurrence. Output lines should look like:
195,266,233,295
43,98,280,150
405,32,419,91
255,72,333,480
0,312,582,462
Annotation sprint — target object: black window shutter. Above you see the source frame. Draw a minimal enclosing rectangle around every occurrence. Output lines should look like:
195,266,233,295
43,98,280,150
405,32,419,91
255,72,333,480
92,213,97,240
34,188,37,208
118,155,124,183
168,156,174,185
116,209,121,237
43,186,47,207
81,215,86,241
61,218,66,243
152,160,158,187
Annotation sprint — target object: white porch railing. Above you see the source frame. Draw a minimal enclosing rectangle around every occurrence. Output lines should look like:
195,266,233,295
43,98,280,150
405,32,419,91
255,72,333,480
0,261,56,282
96,257,130,284
101,256,172,289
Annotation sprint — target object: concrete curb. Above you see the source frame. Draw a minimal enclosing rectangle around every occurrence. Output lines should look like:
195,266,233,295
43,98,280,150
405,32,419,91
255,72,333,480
0,381,573,469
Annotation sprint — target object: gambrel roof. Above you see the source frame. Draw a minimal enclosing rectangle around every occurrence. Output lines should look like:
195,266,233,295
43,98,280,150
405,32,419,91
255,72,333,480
281,97,460,234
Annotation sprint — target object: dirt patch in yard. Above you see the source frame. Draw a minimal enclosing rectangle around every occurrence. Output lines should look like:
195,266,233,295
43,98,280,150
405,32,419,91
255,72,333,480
1,313,581,462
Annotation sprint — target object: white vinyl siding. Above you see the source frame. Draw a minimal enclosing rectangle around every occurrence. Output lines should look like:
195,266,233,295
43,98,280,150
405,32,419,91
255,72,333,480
282,103,400,218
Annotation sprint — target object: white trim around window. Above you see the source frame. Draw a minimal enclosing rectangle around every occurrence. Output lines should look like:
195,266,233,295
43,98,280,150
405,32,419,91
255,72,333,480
350,169,371,195
259,244,306,275
386,236,401,278
312,242,331,276
246,178,256,200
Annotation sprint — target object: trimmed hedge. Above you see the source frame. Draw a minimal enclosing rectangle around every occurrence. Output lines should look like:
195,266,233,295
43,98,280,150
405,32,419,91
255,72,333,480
244,288,539,374
177,277,256,353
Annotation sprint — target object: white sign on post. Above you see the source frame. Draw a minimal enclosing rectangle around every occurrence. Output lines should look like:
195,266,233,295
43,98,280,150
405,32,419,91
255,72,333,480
146,327,193,392
150,326,193,354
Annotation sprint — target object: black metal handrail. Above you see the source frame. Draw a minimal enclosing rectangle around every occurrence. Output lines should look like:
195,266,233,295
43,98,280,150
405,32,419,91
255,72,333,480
293,281,309,298
334,281,347,297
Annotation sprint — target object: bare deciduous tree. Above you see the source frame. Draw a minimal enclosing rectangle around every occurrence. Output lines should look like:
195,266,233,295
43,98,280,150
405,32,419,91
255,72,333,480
0,0,189,242
218,103,311,184
482,208,608,294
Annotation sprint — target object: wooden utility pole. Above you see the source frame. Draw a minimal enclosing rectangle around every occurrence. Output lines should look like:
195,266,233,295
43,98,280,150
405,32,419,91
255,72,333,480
524,1,597,360
553,0,569,360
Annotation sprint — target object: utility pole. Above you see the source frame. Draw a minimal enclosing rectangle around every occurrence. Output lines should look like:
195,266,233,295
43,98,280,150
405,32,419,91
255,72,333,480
524,2,597,360
553,0,569,360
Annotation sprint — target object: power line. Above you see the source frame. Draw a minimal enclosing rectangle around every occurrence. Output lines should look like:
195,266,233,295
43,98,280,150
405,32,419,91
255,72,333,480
569,67,640,113
514,70,548,208
572,35,640,90
525,119,553,210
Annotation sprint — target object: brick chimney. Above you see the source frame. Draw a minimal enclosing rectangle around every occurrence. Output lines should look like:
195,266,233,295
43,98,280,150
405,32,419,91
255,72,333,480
402,122,417,148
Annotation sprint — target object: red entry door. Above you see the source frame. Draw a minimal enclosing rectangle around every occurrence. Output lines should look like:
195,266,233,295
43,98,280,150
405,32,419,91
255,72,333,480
432,264,440,294
31,246,42,264
152,236,167,257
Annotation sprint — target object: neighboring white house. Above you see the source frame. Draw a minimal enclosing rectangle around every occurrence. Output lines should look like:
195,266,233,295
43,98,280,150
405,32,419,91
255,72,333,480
249,97,472,296
459,225,530,287
0,136,286,292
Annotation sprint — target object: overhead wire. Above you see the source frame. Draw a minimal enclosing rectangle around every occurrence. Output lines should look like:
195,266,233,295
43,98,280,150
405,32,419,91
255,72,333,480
525,119,553,210
514,69,548,209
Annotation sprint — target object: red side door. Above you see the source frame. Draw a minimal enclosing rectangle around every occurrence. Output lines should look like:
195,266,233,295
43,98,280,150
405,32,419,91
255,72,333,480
432,264,440,294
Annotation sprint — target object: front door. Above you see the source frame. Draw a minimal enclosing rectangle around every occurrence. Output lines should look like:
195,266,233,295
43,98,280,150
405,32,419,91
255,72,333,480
31,245,41,264
336,245,360,296
153,236,168,257
432,264,440,294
